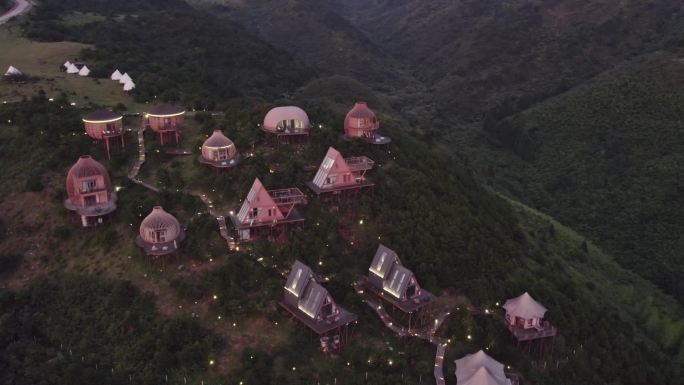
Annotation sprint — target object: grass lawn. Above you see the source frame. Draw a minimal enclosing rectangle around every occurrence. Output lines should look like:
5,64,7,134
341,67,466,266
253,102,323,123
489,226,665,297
0,25,146,111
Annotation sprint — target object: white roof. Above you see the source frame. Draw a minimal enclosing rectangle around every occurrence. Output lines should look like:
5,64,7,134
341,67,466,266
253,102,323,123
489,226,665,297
119,73,131,84
110,69,122,80
78,65,90,76
63,60,72,68
123,80,135,91
4,66,21,76
455,350,506,384
502,292,547,319
66,63,79,74
459,366,510,385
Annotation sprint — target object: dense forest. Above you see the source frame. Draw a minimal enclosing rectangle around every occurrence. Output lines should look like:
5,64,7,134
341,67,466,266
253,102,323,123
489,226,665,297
1,1,683,385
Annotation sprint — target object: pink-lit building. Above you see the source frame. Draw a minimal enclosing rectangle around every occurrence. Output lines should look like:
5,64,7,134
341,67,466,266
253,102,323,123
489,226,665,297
305,146,375,198
198,130,238,170
82,109,125,159
64,155,117,227
344,102,391,145
230,178,306,242
146,104,185,145
502,292,556,358
262,106,310,143
136,206,186,257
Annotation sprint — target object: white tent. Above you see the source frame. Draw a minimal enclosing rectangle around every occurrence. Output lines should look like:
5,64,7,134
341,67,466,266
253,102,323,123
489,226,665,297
63,60,72,69
4,66,22,76
455,351,511,385
502,292,547,320
110,69,122,81
123,80,135,91
66,63,79,74
78,65,91,76
119,73,132,84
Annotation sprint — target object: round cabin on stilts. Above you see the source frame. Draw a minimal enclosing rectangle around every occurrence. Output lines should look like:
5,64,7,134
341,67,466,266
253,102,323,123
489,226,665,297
344,101,391,145
198,130,238,170
64,155,118,227
262,106,311,144
502,292,557,359
136,206,186,259
145,104,185,145
82,109,125,159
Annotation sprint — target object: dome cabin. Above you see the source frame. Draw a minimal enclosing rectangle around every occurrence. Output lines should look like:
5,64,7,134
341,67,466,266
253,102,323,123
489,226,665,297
344,101,391,145
305,146,375,199
230,178,306,242
262,106,310,144
454,350,516,385
280,260,358,354
199,130,238,170
146,104,185,145
63,155,118,227
82,109,125,159
135,206,186,257
502,292,556,358
364,244,436,330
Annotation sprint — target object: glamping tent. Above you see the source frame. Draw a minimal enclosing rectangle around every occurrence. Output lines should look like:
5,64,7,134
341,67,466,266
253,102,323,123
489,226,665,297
4,66,22,76
78,65,90,76
119,73,132,84
454,350,512,385
63,60,72,69
123,80,135,91
110,70,122,81
66,63,79,74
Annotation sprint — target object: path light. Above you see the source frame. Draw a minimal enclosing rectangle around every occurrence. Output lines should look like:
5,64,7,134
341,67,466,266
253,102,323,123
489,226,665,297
209,360,214,366
467,334,472,340
213,294,218,300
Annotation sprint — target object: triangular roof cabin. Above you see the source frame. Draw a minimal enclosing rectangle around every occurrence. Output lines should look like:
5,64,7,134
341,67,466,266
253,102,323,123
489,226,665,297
66,63,79,74
63,60,72,69
284,260,313,304
310,147,374,193
78,65,90,76
236,178,285,224
111,69,122,80
119,73,132,84
369,243,399,281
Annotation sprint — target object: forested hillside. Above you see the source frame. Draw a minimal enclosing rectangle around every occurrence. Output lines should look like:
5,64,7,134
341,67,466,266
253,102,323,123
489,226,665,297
1,1,683,385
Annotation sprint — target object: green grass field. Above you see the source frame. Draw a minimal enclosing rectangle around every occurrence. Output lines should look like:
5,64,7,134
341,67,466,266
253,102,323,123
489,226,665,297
0,26,146,110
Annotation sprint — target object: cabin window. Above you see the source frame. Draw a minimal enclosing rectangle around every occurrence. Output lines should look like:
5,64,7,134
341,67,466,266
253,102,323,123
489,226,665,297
105,122,118,134
321,302,333,317
268,208,274,217
163,117,171,126
80,179,97,193
216,148,228,160
251,208,258,219
406,283,416,299
154,230,166,242
343,174,351,183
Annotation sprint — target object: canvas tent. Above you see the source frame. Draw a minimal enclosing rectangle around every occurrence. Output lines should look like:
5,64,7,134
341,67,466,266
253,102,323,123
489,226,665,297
454,350,511,385
66,63,79,74
78,65,90,76
4,66,22,76
119,73,131,84
123,80,135,91
63,60,72,69
502,292,547,321
110,70,122,81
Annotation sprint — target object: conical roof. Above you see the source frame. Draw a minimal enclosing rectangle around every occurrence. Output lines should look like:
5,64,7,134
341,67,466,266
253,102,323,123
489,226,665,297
139,206,182,242
203,130,234,148
460,366,509,385
502,292,547,319
111,70,122,80
4,66,22,76
66,63,79,74
123,80,135,91
65,155,112,199
346,101,376,120
78,65,90,76
64,60,72,68
119,73,132,84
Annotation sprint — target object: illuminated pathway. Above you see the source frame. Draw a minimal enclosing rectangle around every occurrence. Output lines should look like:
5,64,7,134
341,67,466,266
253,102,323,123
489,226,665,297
353,280,451,385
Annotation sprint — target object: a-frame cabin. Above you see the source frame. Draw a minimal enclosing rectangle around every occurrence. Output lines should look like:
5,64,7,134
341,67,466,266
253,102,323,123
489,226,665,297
305,147,375,199
230,178,306,242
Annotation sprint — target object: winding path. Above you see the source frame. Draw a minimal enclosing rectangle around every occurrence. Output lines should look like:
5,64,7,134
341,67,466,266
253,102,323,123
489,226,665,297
0,0,32,25
353,280,450,385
